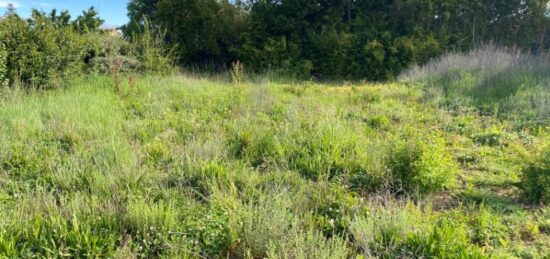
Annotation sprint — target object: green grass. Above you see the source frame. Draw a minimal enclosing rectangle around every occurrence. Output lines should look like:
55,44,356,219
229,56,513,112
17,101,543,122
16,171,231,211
0,73,548,258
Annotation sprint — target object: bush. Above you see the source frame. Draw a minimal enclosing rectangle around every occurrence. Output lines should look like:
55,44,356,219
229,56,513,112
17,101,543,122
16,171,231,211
521,148,550,204
387,131,457,195
0,14,86,89
84,34,141,73
232,194,294,258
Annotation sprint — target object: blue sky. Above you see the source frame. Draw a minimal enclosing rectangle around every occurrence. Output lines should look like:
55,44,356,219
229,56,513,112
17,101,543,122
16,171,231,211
0,0,129,27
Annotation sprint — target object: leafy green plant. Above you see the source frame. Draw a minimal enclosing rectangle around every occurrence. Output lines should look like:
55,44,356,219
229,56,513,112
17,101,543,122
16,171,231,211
387,130,458,195
180,206,232,257
405,217,485,258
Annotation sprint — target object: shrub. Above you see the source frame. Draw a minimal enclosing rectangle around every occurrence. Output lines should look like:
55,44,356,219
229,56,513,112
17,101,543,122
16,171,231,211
0,14,86,89
521,148,550,204
232,194,294,258
387,131,457,195
350,205,421,257
84,33,141,73
0,14,173,89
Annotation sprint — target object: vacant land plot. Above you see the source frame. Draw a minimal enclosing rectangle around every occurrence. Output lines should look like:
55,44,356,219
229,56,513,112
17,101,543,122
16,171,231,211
0,74,548,257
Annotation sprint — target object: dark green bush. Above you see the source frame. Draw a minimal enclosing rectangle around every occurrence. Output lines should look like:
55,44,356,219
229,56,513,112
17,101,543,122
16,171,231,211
128,20,174,74
521,148,550,204
387,131,457,195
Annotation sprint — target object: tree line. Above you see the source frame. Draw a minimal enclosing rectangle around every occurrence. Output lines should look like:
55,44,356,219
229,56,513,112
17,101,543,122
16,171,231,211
123,0,550,80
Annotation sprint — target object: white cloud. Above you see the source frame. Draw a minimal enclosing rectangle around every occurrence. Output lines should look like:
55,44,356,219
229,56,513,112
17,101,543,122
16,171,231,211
0,0,20,8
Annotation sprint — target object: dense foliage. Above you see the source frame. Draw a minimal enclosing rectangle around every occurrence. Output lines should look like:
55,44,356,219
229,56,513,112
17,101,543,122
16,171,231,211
124,0,550,80
0,7,171,89
0,12,87,88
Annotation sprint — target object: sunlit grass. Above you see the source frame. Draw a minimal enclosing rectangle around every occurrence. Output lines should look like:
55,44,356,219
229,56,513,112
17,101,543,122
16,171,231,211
0,73,548,257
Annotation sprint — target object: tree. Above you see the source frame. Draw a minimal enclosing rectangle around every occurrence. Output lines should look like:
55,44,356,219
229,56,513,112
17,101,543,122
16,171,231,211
123,0,550,80
73,6,104,33
5,3,16,16
50,9,72,28
122,0,160,36
124,0,244,66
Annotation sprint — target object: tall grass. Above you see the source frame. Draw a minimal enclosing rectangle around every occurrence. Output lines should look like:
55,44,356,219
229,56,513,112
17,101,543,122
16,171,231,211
402,45,550,125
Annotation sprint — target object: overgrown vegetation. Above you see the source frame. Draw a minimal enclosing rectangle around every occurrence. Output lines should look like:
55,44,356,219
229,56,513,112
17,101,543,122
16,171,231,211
0,2,549,258
0,73,547,257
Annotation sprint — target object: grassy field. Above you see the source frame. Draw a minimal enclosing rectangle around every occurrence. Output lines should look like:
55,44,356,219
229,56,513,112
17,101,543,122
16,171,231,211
0,72,548,258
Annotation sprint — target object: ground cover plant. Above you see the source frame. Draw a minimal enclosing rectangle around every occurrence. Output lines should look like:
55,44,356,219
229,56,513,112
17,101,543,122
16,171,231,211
0,62,548,257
